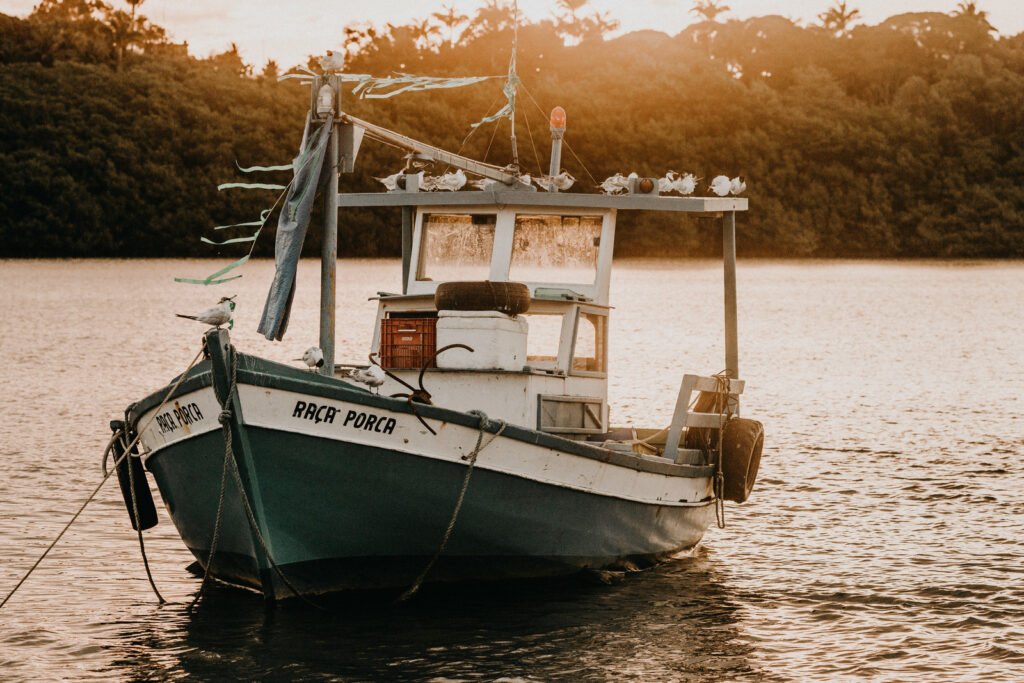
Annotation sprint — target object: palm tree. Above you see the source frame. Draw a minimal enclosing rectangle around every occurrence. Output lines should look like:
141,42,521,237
953,1,988,19
555,0,589,41
432,4,469,48
466,0,516,39
817,1,861,36
690,0,731,23
410,18,441,51
581,11,620,42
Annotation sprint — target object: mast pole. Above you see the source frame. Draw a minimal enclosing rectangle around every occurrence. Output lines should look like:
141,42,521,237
509,0,520,170
723,210,739,379
319,75,339,376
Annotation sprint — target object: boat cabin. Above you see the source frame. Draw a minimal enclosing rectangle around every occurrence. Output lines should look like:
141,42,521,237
362,202,616,437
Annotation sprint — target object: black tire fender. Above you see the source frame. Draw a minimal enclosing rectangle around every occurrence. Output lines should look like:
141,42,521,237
434,281,531,316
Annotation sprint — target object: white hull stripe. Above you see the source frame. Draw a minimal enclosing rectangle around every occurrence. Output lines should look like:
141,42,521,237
140,385,711,507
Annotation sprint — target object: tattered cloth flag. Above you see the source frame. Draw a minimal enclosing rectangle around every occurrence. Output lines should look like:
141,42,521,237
257,115,334,341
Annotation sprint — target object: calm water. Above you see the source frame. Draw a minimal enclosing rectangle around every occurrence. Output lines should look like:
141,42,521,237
0,258,1021,681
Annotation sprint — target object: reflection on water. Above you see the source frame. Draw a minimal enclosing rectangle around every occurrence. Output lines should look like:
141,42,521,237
112,553,756,681
0,258,1021,681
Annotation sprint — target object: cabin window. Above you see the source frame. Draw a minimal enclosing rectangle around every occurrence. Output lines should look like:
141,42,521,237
521,312,564,369
509,214,602,285
417,213,495,282
572,312,607,374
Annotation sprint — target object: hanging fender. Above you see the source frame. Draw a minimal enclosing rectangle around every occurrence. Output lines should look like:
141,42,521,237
110,420,158,531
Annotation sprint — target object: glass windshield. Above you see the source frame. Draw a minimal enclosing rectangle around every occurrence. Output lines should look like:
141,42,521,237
417,213,495,281
509,214,602,285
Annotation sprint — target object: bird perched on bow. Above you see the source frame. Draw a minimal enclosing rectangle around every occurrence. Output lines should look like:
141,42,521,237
710,175,732,197
729,176,747,195
176,296,236,329
318,51,345,73
295,346,324,372
599,173,630,195
350,364,386,392
536,171,576,192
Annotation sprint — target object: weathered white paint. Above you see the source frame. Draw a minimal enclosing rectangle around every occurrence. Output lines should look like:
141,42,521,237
142,383,711,507
238,385,710,506
363,369,607,432
136,387,221,457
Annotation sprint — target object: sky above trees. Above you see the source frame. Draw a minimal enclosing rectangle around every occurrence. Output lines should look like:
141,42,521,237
0,0,1020,66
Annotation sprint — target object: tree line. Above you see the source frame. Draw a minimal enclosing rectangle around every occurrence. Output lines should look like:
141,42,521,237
0,0,1021,259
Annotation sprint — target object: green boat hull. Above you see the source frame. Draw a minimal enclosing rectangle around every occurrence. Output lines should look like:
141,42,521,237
129,331,716,599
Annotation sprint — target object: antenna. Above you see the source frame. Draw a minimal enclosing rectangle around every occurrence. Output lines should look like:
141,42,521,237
509,0,520,172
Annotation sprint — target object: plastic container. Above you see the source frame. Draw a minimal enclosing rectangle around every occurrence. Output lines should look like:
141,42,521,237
380,317,437,369
436,310,528,371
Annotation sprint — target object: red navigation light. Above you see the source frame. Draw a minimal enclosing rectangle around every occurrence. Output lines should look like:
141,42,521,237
550,106,566,131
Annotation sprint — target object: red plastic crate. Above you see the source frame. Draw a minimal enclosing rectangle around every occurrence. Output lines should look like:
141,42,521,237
380,317,437,369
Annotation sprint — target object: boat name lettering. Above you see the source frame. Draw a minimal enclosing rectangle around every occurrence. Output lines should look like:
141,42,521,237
155,402,204,435
343,409,396,434
292,400,339,424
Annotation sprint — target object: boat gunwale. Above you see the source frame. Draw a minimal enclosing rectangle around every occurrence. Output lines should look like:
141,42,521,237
127,353,714,479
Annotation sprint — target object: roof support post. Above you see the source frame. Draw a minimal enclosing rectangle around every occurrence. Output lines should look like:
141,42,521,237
723,210,739,380
319,112,339,376
401,206,413,294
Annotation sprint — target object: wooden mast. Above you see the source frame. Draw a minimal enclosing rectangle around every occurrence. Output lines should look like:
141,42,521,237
723,211,739,380
319,75,340,376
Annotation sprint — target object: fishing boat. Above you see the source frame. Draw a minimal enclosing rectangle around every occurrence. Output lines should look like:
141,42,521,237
108,59,764,600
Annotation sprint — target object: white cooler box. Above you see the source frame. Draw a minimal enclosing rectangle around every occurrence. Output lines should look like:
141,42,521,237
436,310,528,371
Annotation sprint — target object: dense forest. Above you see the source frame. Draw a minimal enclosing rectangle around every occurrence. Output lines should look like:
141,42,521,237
1,0,1022,259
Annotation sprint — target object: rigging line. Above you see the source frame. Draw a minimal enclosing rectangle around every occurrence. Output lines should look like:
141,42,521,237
441,89,506,176
0,347,205,610
481,115,502,166
519,104,545,180
519,83,599,187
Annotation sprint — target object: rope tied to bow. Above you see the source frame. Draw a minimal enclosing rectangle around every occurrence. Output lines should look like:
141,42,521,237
398,410,507,602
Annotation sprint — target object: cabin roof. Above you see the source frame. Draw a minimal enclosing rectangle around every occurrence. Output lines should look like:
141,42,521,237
337,190,747,213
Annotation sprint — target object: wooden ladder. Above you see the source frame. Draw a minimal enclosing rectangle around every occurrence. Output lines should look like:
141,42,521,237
663,374,745,465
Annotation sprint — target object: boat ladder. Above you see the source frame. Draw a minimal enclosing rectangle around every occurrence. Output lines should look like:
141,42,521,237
663,374,745,465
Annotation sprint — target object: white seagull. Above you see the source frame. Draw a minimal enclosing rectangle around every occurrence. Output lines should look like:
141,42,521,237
295,346,324,372
730,176,747,195
432,169,467,192
375,172,404,192
176,296,236,328
599,173,629,195
469,178,496,190
350,365,387,392
673,173,698,196
710,175,732,197
658,171,680,194
318,51,345,73
536,171,576,192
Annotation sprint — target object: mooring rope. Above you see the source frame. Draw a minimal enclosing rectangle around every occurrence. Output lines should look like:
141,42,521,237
188,347,239,610
398,410,507,602
0,347,205,611
120,429,166,604
712,371,733,529
191,345,323,610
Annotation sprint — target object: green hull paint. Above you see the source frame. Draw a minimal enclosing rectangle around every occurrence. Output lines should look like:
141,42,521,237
147,428,713,597
134,331,715,598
